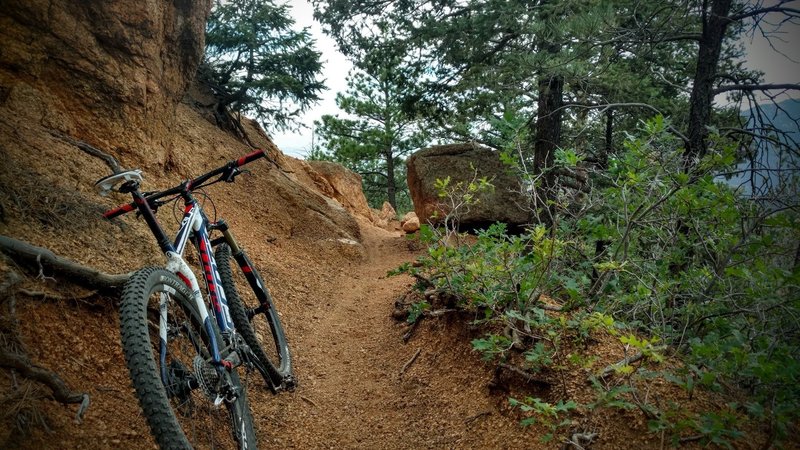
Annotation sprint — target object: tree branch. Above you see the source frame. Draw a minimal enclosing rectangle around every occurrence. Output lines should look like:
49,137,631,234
729,6,800,22
713,83,800,95
358,171,389,179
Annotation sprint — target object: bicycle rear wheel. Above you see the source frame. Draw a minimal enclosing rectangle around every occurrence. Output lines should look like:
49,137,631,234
120,267,257,450
216,243,294,391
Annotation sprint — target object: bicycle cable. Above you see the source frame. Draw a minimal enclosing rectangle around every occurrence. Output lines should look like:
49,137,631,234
195,188,218,223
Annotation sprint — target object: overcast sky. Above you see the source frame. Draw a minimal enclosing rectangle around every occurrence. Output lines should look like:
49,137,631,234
269,1,351,158
270,0,799,159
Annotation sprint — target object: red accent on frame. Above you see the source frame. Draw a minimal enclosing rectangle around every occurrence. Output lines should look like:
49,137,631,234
198,236,222,314
176,272,191,289
103,202,135,218
241,265,252,273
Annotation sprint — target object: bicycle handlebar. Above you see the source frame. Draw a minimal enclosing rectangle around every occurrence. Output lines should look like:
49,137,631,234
103,149,266,219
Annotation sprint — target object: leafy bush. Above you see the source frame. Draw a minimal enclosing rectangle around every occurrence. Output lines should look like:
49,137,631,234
395,116,799,445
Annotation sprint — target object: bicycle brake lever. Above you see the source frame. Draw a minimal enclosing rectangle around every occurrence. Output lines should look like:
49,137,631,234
223,167,244,183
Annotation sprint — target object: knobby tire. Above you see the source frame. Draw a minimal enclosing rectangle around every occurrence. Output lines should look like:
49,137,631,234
215,244,293,390
119,267,257,450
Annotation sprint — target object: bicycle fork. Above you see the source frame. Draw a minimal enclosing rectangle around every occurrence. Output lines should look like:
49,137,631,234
210,220,295,392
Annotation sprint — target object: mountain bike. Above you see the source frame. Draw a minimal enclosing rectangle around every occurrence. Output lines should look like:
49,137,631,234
95,149,294,449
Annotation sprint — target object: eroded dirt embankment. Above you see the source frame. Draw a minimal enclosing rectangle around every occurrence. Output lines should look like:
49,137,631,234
2,218,545,449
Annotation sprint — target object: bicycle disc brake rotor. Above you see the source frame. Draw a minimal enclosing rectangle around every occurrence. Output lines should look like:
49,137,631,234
166,360,193,401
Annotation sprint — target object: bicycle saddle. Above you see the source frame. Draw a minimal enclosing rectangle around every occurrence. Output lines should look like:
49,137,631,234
94,170,143,196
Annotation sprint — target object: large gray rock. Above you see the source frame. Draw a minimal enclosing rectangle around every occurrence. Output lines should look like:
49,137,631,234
406,143,530,228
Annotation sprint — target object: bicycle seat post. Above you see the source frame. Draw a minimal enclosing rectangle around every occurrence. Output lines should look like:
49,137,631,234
118,179,141,194
123,180,174,254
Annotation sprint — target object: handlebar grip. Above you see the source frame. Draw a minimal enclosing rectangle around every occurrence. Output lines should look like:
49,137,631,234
103,202,136,219
235,149,265,167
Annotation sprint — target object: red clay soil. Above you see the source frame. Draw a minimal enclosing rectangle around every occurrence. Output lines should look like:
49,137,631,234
0,219,539,449
0,162,783,449
1,219,783,449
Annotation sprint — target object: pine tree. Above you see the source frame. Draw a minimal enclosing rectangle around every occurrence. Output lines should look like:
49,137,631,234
311,47,427,211
202,0,325,131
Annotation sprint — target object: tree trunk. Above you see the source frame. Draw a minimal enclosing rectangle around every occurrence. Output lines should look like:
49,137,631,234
601,107,613,170
385,146,397,209
671,0,733,279
685,0,733,168
531,73,564,226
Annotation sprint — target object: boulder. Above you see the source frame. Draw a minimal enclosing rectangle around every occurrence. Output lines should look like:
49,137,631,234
401,211,417,224
406,143,530,228
402,215,420,233
378,201,397,222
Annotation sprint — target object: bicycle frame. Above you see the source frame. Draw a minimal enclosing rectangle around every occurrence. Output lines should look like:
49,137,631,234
131,186,236,371
100,147,291,390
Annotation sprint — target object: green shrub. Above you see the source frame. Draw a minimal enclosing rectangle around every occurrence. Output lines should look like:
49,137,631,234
394,116,799,445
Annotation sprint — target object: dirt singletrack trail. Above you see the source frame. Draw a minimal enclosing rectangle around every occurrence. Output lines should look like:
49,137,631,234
268,225,422,447
245,223,537,449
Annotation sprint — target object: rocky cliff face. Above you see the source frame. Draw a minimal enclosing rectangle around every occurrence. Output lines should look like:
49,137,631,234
0,0,368,273
0,0,210,156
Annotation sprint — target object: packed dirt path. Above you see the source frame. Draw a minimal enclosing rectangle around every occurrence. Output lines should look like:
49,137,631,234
2,220,536,449
245,223,537,449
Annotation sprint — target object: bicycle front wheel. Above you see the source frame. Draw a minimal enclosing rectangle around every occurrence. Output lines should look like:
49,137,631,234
119,267,257,450
216,244,293,391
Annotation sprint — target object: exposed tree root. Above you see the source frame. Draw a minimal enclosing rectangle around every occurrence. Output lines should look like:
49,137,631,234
498,363,551,387
49,131,122,174
0,348,90,422
0,235,130,293
402,317,423,343
1,262,90,423
399,348,421,377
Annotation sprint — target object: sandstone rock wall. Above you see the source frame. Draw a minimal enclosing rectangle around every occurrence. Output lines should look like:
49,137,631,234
299,160,373,221
0,0,211,161
0,0,364,272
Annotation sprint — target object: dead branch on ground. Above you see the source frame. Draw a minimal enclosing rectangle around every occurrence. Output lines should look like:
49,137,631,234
594,346,667,380
464,410,491,424
563,432,598,450
399,348,422,377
